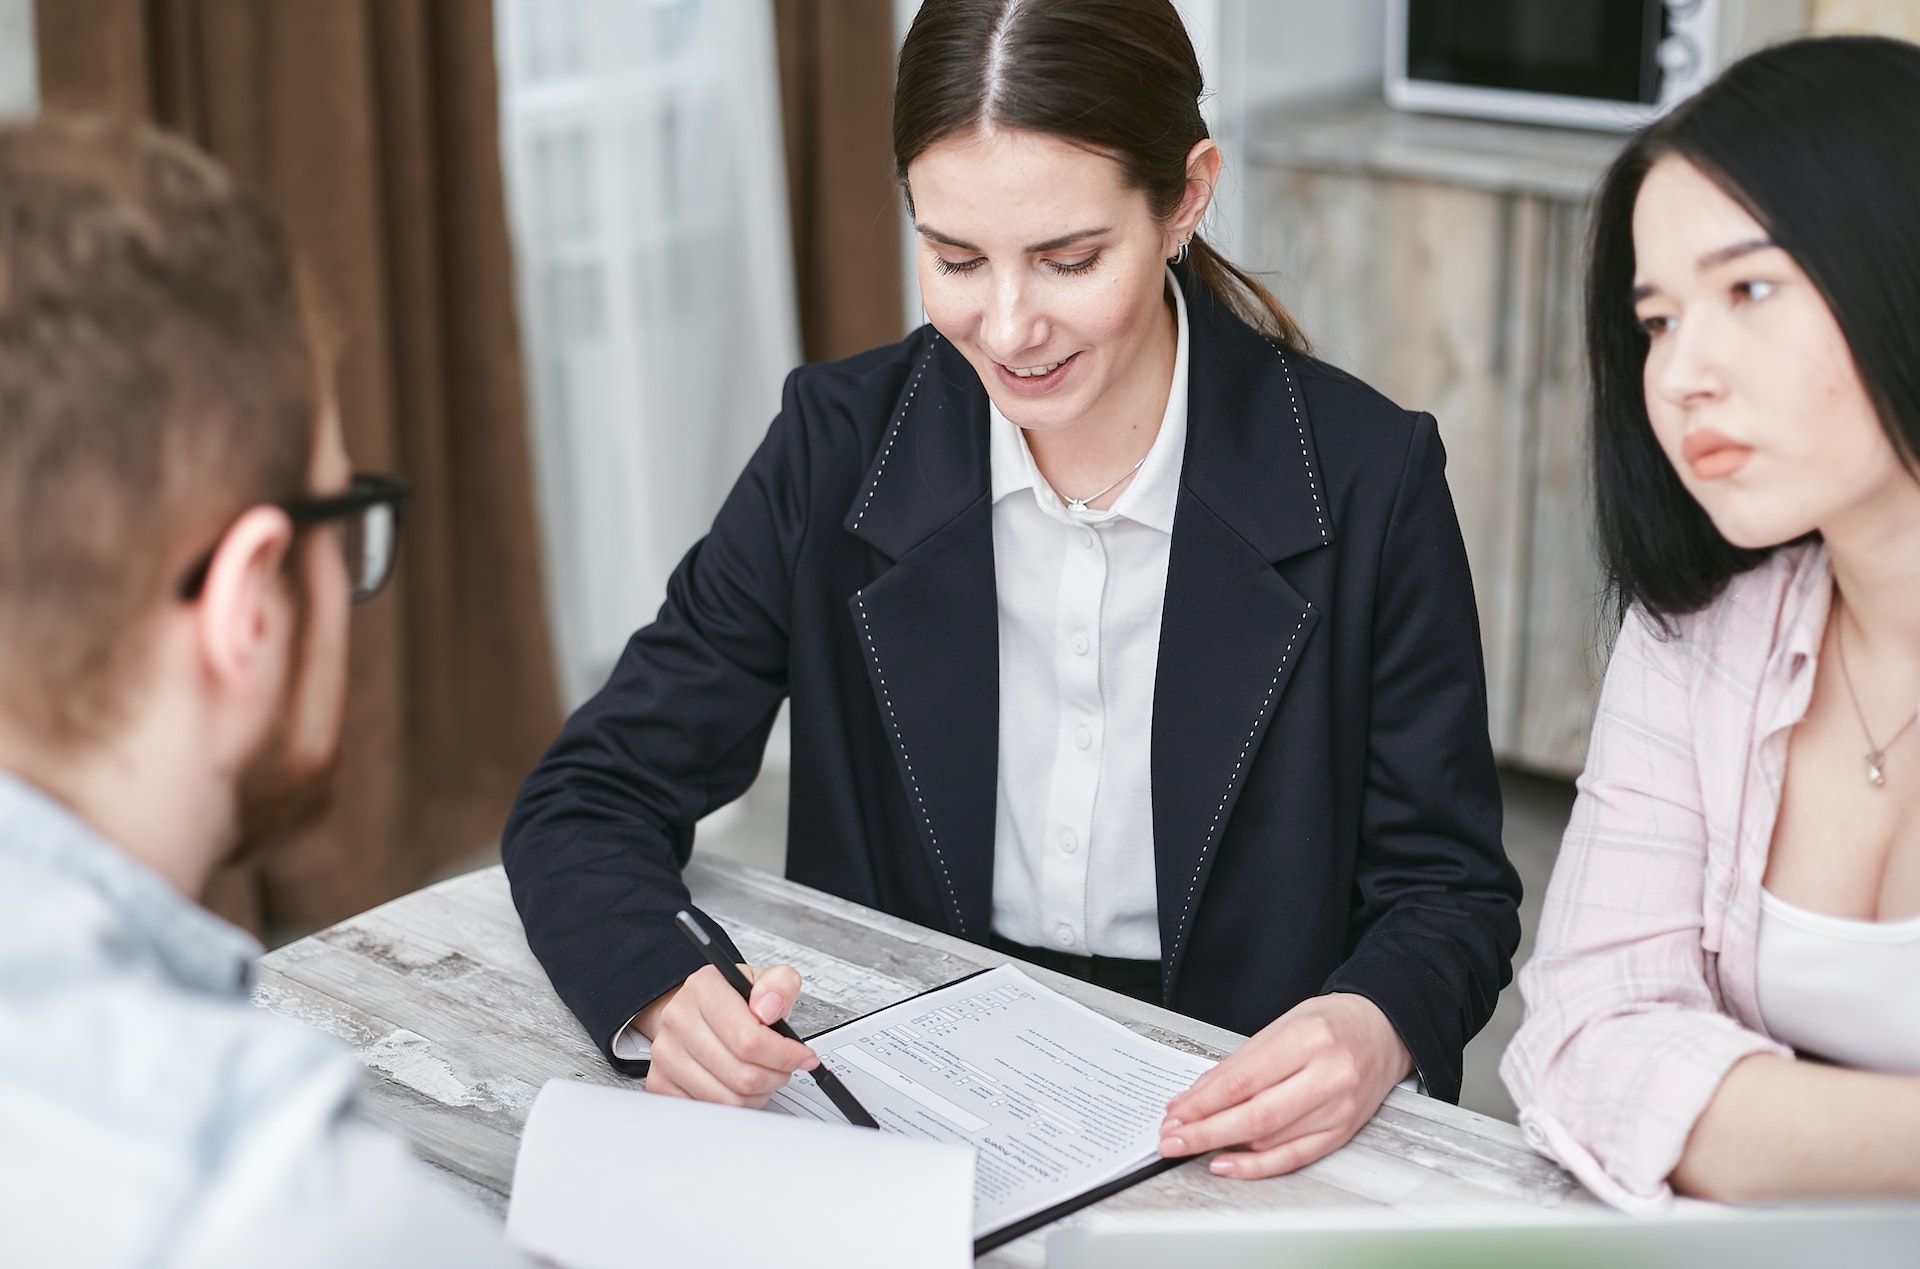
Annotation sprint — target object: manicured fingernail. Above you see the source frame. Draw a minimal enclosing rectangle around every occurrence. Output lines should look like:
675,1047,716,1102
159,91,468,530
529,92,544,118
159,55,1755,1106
1211,1158,1237,1176
802,1054,819,1070
754,994,786,1024
1160,1136,1184,1154
1163,1117,1182,1130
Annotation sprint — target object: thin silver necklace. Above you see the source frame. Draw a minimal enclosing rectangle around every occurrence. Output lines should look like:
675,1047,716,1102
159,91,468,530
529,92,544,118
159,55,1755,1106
1063,452,1149,512
1834,608,1919,787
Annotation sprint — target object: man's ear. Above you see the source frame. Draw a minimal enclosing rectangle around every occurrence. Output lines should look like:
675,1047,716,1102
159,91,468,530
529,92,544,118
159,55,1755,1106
1171,138,1222,245
190,506,296,690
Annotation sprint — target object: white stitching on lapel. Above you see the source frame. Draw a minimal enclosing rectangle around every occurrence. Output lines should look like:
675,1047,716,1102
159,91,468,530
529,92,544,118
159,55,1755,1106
851,332,937,531
1277,345,1329,542
1167,606,1311,970
853,592,967,935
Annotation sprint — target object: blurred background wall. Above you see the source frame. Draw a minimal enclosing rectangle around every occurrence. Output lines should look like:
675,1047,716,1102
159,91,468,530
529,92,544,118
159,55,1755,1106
1812,0,1920,37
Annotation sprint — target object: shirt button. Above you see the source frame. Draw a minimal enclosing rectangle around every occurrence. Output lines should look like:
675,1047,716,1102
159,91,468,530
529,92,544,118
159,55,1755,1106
1074,725,1092,750
1080,530,1096,549
1069,631,1089,656
1055,923,1075,947
1059,829,1079,854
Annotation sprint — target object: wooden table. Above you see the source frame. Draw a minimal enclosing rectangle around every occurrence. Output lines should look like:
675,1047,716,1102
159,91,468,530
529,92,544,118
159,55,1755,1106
254,855,1601,1265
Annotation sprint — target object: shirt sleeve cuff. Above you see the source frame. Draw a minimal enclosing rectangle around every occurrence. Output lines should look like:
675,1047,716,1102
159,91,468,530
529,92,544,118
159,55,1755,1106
609,1015,651,1062
1516,1027,1791,1211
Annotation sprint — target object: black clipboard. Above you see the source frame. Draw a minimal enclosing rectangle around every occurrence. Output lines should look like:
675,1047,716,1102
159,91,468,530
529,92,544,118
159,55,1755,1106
796,965,1198,1257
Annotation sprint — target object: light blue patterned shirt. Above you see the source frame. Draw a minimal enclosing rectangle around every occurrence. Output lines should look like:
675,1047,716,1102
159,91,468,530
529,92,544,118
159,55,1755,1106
0,771,523,1268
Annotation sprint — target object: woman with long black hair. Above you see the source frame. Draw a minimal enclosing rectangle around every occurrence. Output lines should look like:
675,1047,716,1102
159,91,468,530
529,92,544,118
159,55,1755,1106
1503,36,1920,1209
506,0,1519,1179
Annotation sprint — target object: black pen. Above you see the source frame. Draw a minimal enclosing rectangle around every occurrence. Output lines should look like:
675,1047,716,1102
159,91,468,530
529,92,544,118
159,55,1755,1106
672,909,880,1129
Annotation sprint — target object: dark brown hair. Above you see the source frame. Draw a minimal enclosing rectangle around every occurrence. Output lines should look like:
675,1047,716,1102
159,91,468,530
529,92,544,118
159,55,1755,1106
0,114,327,746
892,0,1306,350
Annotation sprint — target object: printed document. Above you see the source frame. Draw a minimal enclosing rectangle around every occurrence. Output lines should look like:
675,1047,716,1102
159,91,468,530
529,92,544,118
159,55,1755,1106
766,964,1216,1238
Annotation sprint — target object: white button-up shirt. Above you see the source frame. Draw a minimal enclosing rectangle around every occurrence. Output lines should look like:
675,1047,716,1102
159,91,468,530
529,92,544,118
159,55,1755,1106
987,271,1189,960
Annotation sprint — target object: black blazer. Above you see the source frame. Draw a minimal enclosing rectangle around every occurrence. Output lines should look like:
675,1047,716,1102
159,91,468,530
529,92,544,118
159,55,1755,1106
503,266,1521,1102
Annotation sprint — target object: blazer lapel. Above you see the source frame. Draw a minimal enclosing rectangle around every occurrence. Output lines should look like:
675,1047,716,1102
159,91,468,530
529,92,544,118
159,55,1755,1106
843,331,999,940
1153,274,1335,991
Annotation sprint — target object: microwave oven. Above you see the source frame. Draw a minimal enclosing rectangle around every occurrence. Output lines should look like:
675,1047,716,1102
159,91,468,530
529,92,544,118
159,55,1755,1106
1384,0,1807,132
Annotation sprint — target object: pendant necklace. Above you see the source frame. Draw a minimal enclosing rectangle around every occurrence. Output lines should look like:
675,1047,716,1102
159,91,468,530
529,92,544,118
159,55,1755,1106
1063,452,1149,512
1834,609,1919,787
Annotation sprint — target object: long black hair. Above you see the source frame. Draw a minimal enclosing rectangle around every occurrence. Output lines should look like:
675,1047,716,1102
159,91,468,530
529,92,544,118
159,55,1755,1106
1589,35,1920,625
891,0,1306,351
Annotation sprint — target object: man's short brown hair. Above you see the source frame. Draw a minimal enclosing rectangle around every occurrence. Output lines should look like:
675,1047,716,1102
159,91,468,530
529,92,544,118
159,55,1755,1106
0,114,327,746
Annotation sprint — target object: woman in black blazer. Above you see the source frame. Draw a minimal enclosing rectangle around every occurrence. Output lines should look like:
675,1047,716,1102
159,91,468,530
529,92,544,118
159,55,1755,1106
505,0,1519,1180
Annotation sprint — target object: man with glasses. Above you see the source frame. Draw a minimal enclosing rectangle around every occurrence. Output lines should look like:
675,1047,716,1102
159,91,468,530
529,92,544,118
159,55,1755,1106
0,118,523,1265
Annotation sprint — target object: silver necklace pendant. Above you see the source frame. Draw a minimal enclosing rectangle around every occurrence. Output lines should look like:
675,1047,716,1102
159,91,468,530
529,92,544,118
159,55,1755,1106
1833,609,1914,790
1063,452,1149,513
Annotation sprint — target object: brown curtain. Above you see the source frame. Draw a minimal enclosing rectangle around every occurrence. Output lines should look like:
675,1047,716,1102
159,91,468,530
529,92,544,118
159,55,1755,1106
774,0,907,362
35,0,561,937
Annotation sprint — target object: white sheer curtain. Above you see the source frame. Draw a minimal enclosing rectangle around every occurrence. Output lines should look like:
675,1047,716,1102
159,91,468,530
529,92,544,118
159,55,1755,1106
0,0,36,121
495,0,801,709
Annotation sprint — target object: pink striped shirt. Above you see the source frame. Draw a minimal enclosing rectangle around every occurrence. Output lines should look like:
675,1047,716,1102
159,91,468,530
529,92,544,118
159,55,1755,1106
1500,543,1868,1211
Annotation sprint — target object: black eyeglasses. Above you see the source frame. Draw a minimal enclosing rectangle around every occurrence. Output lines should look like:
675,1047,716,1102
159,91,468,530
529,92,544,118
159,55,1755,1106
177,473,413,605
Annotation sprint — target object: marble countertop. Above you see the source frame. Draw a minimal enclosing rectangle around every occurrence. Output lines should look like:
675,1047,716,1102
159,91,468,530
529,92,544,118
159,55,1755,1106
255,857,1600,1266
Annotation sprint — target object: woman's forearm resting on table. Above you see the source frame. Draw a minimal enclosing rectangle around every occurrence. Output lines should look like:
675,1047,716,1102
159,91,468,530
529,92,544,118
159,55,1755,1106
1672,1054,1920,1201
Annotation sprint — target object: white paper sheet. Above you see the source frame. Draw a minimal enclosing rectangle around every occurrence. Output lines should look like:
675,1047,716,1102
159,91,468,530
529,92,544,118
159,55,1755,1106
506,1080,973,1269
766,964,1216,1238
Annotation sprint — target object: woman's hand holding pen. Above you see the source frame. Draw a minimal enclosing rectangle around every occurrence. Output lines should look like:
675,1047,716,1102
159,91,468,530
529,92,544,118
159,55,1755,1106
1156,992,1412,1180
635,963,818,1107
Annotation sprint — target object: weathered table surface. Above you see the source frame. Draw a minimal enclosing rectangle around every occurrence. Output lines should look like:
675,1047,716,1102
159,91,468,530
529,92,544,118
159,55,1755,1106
254,855,1600,1265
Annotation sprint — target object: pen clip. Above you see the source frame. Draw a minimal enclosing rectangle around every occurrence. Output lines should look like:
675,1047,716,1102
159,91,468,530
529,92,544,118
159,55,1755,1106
674,909,713,948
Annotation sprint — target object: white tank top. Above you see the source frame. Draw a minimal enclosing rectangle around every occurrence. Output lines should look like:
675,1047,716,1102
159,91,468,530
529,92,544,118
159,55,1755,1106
1755,887,1920,1076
